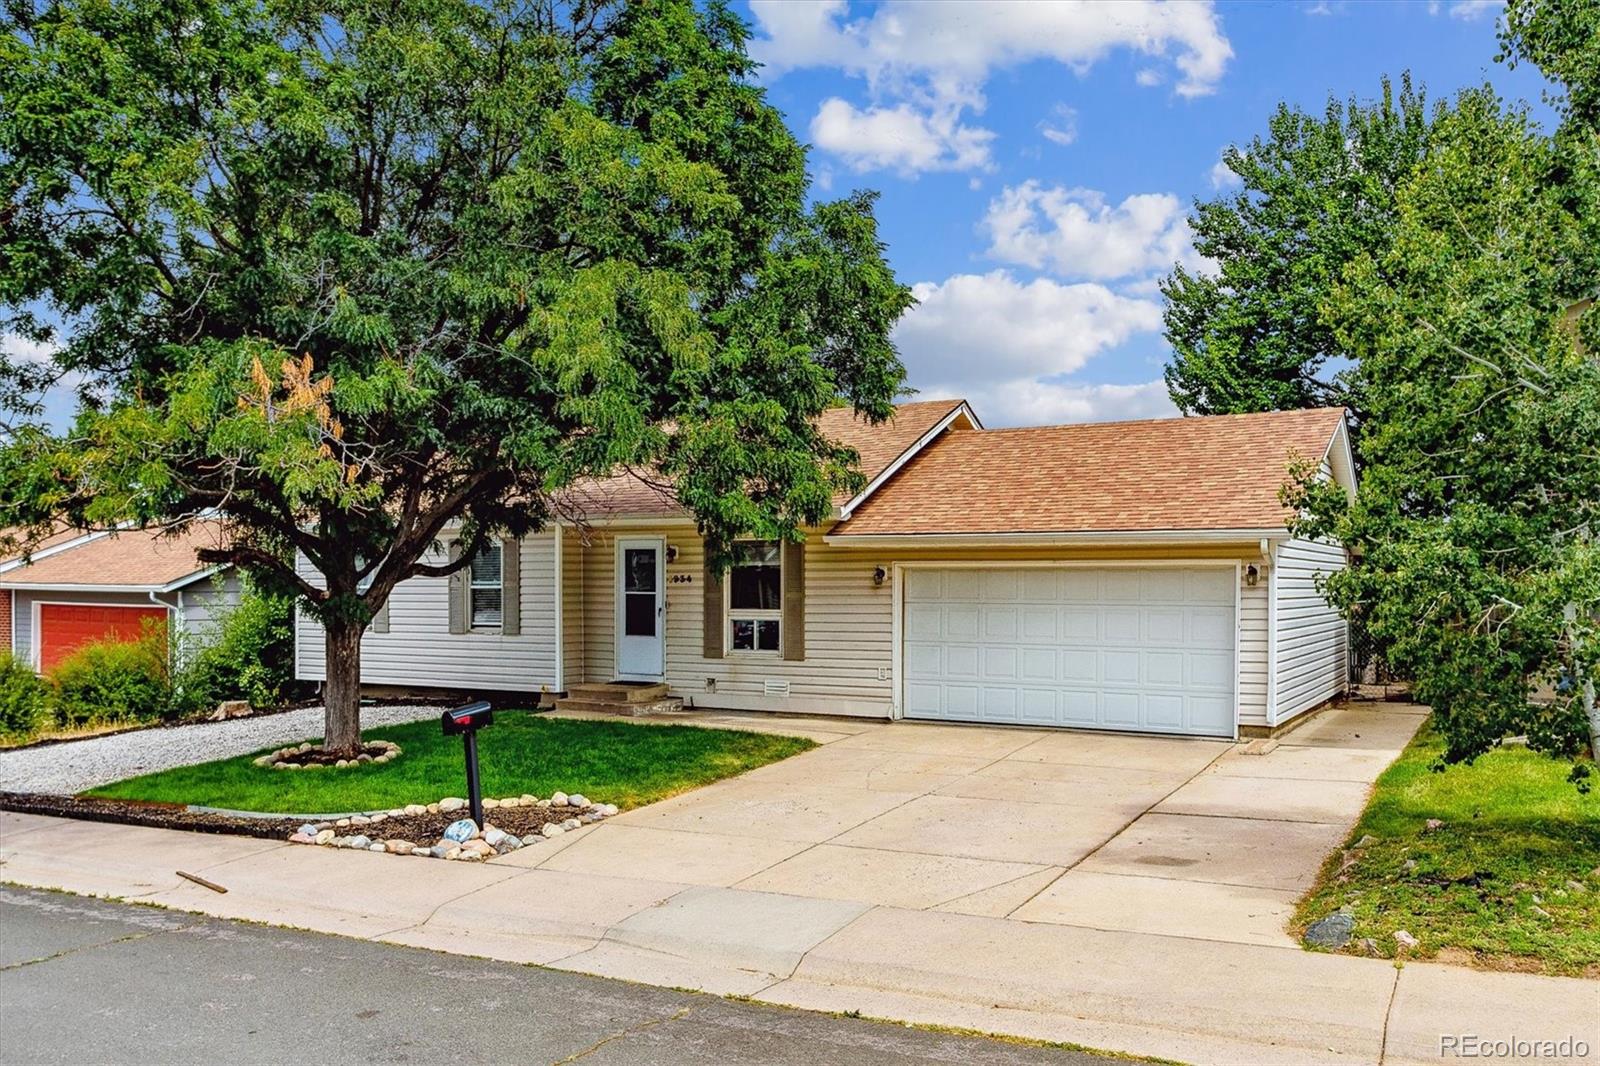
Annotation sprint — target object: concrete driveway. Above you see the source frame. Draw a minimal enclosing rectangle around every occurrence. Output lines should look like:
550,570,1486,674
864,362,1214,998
545,702,1429,948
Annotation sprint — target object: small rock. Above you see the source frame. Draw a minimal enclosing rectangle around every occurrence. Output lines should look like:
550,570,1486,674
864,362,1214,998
288,832,316,844
356,753,372,763
297,823,318,837
483,798,499,809
1566,880,1587,894
562,818,581,831
410,846,431,857
350,815,371,826
427,803,440,814
1403,859,1418,872
347,835,372,850
403,804,426,816
368,843,385,852
368,813,386,824
520,794,536,805
335,818,351,827
1303,912,1354,949
439,797,466,812
298,742,313,753
454,850,485,862
1393,930,1419,949
384,839,414,854
542,823,564,838
335,759,350,769
483,828,506,847
314,829,336,845
1354,834,1377,848
1532,905,1552,919
1355,938,1380,957
429,844,459,860
1532,893,1544,905
498,835,522,851
498,797,520,808
551,791,569,807
302,762,325,771
284,762,302,770
442,819,478,844
273,762,289,771
537,799,551,808
568,794,590,808
1424,818,1444,831
387,808,405,818
211,699,252,720
581,812,603,823
601,804,618,817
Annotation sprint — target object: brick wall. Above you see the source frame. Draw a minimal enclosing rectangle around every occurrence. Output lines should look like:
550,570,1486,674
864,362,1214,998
0,589,11,655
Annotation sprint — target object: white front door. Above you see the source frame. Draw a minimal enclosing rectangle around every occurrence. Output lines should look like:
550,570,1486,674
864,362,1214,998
901,566,1237,737
615,537,665,679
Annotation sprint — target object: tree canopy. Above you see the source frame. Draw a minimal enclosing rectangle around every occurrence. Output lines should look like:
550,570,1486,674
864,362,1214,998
0,0,912,751
1161,75,1433,417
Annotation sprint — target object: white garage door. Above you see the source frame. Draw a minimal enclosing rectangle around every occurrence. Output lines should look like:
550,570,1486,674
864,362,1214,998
901,567,1236,737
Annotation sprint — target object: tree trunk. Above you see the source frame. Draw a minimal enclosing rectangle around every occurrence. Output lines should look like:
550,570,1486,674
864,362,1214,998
1584,676,1598,764
323,619,365,758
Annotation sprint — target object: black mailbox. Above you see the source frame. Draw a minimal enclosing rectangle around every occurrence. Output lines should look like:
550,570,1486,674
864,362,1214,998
441,701,493,736
441,700,494,826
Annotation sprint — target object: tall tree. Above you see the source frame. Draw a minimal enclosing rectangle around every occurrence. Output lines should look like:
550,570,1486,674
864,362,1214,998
1289,77,1600,775
0,0,911,754
1161,75,1433,417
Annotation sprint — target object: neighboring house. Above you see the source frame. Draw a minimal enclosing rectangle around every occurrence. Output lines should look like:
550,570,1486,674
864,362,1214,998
296,400,1356,739
1,523,239,671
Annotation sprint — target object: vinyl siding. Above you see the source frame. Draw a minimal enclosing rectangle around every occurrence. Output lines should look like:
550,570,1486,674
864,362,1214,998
1274,536,1348,723
561,526,585,688
178,571,242,637
575,528,1269,724
294,531,559,693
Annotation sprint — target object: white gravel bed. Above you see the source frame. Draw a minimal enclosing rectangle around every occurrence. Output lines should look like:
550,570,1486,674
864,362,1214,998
0,704,445,796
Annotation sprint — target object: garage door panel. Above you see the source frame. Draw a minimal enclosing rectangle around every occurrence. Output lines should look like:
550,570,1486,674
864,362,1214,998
38,604,168,673
945,644,980,678
1104,609,1141,642
902,566,1236,737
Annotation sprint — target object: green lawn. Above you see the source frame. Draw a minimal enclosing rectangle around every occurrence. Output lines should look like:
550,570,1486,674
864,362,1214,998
1295,720,1600,977
87,712,813,814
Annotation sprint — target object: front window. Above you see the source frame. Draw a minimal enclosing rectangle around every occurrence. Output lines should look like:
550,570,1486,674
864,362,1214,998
729,540,781,652
470,543,502,628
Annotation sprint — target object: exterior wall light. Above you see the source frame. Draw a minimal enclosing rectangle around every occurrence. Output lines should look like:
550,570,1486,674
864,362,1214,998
872,565,888,587
1244,564,1260,587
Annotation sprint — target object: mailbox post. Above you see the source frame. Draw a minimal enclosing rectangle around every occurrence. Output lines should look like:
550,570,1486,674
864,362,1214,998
441,701,494,828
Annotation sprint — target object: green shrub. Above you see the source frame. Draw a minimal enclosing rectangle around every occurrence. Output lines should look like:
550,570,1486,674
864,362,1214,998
172,587,295,715
49,623,173,727
0,652,51,740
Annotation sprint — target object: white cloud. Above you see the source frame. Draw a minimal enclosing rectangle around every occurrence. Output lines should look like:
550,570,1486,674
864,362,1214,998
893,270,1162,388
945,378,1179,427
1446,0,1502,19
1038,103,1078,147
1305,1,1334,15
1,332,57,365
751,0,1232,174
1135,68,1164,88
982,182,1203,281
1209,152,1242,190
809,97,994,174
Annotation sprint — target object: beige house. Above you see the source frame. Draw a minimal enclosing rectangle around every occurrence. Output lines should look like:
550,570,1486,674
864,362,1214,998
296,400,1356,739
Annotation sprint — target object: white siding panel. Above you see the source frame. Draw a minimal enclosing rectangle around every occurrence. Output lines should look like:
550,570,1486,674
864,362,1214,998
1238,577,1270,728
1275,537,1348,723
295,531,559,692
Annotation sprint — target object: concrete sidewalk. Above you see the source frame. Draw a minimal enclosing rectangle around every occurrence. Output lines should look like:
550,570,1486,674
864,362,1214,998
3,809,1594,1065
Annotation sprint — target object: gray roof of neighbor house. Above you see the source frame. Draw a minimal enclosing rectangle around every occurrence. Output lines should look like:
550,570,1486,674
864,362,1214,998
0,522,228,591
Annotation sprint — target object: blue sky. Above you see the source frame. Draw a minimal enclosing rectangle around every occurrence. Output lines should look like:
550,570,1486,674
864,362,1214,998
738,0,1556,425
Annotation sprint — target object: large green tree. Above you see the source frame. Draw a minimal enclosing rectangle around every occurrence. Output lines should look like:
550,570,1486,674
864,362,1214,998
0,0,911,754
1161,75,1433,416
1290,62,1600,775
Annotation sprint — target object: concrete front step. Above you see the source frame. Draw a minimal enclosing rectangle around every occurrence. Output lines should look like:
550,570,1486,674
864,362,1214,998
553,696,685,718
566,682,670,704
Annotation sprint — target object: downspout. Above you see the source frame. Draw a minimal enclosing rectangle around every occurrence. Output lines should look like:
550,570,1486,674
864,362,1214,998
149,589,184,666
1263,537,1279,729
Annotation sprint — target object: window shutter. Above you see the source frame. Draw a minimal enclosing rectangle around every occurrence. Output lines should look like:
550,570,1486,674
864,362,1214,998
702,542,724,659
371,599,390,634
501,537,520,636
781,539,805,661
447,540,468,634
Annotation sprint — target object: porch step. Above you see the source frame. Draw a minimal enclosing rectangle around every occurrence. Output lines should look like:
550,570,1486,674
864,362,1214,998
553,696,685,718
566,682,671,704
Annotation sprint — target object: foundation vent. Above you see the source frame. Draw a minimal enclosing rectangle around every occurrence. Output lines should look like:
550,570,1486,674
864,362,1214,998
763,679,791,699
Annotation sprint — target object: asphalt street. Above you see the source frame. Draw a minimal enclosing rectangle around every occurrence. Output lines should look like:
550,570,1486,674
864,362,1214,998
0,886,1122,1066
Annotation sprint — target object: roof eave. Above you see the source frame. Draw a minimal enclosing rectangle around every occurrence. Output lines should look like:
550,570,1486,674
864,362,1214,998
836,400,979,521
823,528,1289,548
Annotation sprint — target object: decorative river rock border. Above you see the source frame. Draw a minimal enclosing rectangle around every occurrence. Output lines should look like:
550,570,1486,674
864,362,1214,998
284,791,619,861
254,740,402,771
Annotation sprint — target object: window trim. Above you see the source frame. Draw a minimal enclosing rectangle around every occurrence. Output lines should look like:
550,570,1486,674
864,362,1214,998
726,540,782,655
468,541,504,631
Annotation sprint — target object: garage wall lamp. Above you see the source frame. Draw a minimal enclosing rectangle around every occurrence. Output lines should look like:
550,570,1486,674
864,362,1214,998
872,565,888,587
1244,564,1260,587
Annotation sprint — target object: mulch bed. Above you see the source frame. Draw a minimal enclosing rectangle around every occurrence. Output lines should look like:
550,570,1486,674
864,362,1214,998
1,790,581,844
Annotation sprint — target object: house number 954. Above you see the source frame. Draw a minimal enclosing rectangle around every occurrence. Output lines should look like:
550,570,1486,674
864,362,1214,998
669,573,693,584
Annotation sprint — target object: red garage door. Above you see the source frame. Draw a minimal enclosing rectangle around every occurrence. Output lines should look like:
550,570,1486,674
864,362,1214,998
38,604,168,672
